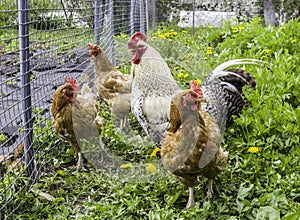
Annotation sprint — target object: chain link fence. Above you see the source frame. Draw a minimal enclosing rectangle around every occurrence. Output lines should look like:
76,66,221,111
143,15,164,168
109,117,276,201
0,0,154,218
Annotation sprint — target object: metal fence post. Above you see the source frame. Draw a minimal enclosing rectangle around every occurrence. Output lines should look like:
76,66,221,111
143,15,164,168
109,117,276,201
107,0,115,65
130,0,136,36
152,0,156,31
18,0,35,182
139,0,145,34
147,0,156,32
192,0,195,35
145,0,149,34
235,0,239,14
94,0,102,45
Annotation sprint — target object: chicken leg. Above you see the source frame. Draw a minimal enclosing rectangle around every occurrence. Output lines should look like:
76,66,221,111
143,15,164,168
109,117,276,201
120,115,128,130
72,140,84,171
206,179,213,199
185,187,196,210
76,151,84,171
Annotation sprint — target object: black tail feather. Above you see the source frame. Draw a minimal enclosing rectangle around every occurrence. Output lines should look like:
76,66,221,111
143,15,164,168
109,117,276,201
202,68,256,129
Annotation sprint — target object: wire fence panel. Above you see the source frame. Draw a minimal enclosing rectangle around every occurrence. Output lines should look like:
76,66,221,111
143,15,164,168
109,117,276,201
0,0,151,218
0,0,298,218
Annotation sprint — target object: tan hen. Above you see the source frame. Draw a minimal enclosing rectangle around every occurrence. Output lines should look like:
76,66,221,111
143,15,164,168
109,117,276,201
88,43,132,129
51,78,103,171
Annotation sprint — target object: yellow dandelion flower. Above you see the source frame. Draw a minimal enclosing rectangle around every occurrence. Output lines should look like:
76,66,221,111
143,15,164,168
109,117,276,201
239,26,245,31
186,52,194,58
120,33,128,39
150,147,160,157
146,163,157,175
120,163,134,169
207,49,213,55
290,39,296,43
164,33,171,38
172,31,178,36
248,147,259,153
158,34,166,39
173,66,180,71
262,49,271,54
183,73,189,79
232,27,238,33
280,26,285,30
194,79,201,85
177,73,184,78
182,30,188,33
203,57,208,60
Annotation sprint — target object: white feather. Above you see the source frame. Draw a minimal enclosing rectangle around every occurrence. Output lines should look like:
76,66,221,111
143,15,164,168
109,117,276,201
220,82,240,95
211,59,267,78
143,96,172,124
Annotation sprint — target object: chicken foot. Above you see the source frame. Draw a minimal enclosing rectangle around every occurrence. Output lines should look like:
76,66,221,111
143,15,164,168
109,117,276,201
206,179,213,199
185,187,196,210
76,151,84,171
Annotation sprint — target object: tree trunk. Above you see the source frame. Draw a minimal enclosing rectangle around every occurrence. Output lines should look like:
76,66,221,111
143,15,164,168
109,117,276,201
264,0,278,26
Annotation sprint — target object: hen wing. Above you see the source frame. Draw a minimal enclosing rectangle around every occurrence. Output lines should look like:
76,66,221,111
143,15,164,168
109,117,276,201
72,84,103,139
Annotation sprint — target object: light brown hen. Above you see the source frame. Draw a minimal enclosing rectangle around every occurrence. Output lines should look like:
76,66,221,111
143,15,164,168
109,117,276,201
88,43,132,129
51,78,103,171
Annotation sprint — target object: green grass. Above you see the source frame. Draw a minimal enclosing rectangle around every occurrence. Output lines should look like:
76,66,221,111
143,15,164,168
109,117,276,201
2,17,300,219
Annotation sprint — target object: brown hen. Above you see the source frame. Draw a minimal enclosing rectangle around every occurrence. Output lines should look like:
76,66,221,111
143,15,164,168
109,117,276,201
88,43,132,129
161,80,228,209
51,78,103,171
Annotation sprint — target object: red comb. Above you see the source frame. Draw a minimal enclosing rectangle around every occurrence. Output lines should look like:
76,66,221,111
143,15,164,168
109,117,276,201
87,42,100,57
65,77,79,90
129,32,147,43
87,42,94,50
189,80,203,97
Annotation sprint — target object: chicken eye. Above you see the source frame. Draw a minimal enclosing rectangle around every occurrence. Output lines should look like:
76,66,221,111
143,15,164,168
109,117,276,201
128,42,136,49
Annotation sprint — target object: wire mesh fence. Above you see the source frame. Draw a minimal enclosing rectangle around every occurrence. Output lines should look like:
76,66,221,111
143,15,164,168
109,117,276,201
1,0,298,218
0,0,153,218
